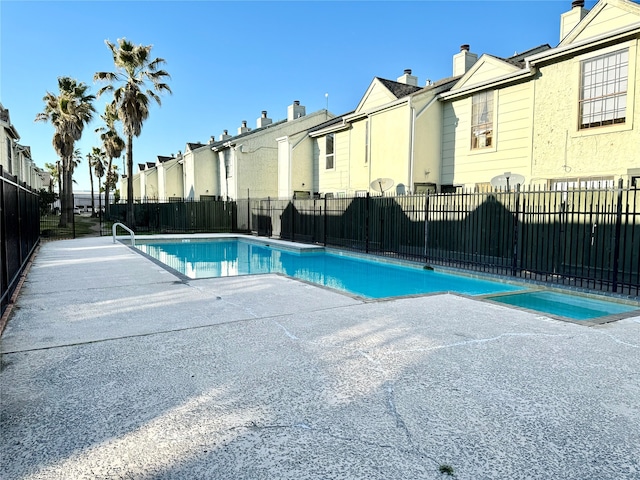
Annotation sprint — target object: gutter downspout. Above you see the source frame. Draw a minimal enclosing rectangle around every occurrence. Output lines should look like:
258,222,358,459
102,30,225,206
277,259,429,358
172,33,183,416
409,96,415,194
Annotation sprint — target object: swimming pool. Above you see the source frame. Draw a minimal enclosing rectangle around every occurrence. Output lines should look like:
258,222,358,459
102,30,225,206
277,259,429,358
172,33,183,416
486,290,639,322
135,238,523,299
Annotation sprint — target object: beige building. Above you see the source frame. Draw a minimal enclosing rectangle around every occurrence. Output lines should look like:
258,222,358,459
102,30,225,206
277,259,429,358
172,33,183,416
1,103,47,190
309,71,458,197
211,103,334,200
439,0,640,191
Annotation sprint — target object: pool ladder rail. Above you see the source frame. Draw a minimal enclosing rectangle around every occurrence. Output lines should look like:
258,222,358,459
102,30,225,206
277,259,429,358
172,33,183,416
112,222,136,247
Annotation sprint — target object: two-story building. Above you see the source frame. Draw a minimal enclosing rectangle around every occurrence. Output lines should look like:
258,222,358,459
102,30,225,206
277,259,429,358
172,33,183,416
1,103,47,190
439,0,640,191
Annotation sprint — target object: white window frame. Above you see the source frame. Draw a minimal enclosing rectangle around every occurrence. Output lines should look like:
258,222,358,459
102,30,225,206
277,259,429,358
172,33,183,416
325,134,335,170
471,91,494,150
579,48,628,130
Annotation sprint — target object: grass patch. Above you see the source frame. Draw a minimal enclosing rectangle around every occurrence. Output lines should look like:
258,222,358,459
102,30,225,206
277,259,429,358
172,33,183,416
40,215,102,240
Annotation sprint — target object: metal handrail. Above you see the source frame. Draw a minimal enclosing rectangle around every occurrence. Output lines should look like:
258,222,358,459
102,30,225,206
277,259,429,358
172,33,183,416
112,222,135,247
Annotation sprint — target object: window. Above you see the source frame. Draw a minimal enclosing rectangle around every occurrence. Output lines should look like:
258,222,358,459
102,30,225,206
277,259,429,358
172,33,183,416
471,91,493,149
414,183,436,194
579,49,628,129
550,176,614,190
325,134,334,169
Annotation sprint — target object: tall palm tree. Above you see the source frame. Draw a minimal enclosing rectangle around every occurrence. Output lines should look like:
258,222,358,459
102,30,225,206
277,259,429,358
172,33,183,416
94,38,171,225
96,103,125,217
86,147,102,216
35,77,95,226
92,149,106,217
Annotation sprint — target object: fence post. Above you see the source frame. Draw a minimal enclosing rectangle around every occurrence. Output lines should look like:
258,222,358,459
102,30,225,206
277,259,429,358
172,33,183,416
268,197,272,237
424,193,429,263
323,195,327,246
512,185,520,276
365,193,370,254
612,178,624,293
71,193,76,239
290,200,295,242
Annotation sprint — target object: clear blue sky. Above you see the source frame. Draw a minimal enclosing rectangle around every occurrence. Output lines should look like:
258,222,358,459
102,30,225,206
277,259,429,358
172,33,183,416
1,0,590,192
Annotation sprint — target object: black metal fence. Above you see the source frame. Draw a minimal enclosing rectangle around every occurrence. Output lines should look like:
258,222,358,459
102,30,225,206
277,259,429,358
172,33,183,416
7,183,634,302
246,183,640,297
104,200,235,234
1,166,40,318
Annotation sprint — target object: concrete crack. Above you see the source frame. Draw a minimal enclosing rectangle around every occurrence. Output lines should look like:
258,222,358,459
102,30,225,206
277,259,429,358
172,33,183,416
385,381,413,446
388,332,575,355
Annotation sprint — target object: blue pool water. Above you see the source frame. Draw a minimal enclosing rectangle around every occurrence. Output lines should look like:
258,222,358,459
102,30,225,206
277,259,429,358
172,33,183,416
488,290,639,321
136,239,523,299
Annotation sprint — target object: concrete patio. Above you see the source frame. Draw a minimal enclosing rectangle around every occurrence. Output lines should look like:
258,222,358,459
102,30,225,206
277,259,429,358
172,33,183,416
1,236,639,479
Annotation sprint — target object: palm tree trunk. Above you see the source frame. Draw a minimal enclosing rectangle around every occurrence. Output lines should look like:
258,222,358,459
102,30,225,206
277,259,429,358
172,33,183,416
89,159,95,217
126,135,134,226
59,159,68,227
104,157,113,217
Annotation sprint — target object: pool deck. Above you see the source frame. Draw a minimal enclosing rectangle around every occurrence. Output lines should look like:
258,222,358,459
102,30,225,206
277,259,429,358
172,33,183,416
1,236,639,479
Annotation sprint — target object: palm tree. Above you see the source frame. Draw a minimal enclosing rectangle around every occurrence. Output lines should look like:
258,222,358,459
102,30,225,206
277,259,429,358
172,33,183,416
94,38,171,225
92,149,106,217
44,162,59,194
96,103,125,217
86,147,103,216
35,77,95,226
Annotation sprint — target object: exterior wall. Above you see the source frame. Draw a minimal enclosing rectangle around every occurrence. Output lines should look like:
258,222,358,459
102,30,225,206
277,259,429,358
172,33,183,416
278,132,316,198
143,168,159,199
369,104,411,191
573,3,639,42
457,60,517,89
441,81,533,188
359,82,397,111
132,173,141,199
158,159,184,200
316,103,415,196
412,95,443,190
192,148,219,200
532,39,640,185
219,110,332,199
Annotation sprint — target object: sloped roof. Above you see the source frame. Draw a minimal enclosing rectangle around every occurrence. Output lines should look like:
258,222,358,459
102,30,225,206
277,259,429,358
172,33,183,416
376,78,423,99
308,112,354,134
186,142,205,151
157,156,173,163
499,44,552,67
208,118,288,149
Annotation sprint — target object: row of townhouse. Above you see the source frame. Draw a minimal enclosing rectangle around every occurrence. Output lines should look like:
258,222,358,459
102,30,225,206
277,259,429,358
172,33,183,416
0,103,48,190
125,0,640,202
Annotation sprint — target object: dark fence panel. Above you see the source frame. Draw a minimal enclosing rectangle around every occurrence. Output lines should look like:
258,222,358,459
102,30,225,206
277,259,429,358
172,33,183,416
1,166,40,318
105,199,234,234
251,185,639,297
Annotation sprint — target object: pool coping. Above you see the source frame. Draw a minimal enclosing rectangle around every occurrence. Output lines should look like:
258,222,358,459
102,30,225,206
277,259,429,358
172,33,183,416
120,233,640,326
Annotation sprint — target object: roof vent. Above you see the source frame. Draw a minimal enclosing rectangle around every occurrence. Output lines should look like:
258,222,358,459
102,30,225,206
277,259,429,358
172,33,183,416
238,121,251,134
287,100,306,121
257,110,273,128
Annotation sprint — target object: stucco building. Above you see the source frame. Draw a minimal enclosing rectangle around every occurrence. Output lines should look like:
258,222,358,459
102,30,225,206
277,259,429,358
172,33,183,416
439,0,640,191
0,103,47,190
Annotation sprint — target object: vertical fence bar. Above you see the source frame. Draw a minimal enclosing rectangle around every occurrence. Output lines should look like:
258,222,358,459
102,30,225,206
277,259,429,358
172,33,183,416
612,178,624,292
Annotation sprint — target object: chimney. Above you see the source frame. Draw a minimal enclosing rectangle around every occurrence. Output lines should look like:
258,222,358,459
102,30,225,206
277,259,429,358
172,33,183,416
219,129,231,141
453,44,478,77
237,120,251,134
560,0,588,42
257,110,272,128
287,100,306,121
208,136,216,145
397,69,418,86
